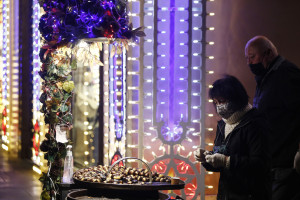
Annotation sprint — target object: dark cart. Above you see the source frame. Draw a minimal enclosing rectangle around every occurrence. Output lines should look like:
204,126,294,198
61,157,185,200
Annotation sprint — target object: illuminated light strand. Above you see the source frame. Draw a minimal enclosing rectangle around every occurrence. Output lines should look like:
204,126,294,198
2,0,10,149
107,45,127,163
203,0,217,190
32,0,43,167
78,42,102,165
103,43,110,165
6,0,20,151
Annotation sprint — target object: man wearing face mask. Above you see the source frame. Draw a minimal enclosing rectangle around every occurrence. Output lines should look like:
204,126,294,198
245,36,300,200
194,75,271,200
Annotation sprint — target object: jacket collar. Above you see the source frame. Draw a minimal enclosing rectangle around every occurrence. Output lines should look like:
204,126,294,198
218,108,258,132
255,55,285,90
267,55,285,72
223,103,252,125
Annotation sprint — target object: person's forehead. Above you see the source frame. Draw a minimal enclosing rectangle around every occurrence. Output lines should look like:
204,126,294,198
245,46,260,56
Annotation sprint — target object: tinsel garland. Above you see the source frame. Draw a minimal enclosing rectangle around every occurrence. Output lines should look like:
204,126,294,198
38,0,145,199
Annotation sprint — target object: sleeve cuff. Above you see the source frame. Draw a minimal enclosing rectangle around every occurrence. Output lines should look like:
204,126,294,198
225,156,230,169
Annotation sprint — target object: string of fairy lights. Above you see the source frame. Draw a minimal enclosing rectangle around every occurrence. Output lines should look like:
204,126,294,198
9,0,19,154
142,0,154,157
103,43,110,165
204,0,218,192
1,0,20,154
1,0,18,152
108,45,127,164
125,0,141,165
32,0,45,175
0,0,3,133
1,0,9,151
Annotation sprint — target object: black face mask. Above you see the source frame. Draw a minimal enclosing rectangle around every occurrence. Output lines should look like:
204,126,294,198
249,62,267,76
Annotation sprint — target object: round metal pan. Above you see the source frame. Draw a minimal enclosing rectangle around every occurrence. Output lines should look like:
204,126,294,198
66,189,171,200
73,178,185,191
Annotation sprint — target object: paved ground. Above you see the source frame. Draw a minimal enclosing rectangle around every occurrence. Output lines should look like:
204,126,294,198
0,148,42,200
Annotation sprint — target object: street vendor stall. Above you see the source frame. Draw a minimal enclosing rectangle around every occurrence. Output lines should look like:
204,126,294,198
36,0,207,199
58,157,184,200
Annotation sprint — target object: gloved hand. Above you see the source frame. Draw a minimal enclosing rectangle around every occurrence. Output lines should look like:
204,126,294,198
194,148,211,162
194,148,205,162
205,153,227,168
294,150,300,174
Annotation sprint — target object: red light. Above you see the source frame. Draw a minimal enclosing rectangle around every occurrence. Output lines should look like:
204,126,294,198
184,183,196,197
33,121,40,157
152,161,167,173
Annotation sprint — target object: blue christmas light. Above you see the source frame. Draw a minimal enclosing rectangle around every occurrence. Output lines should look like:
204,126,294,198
39,0,143,46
